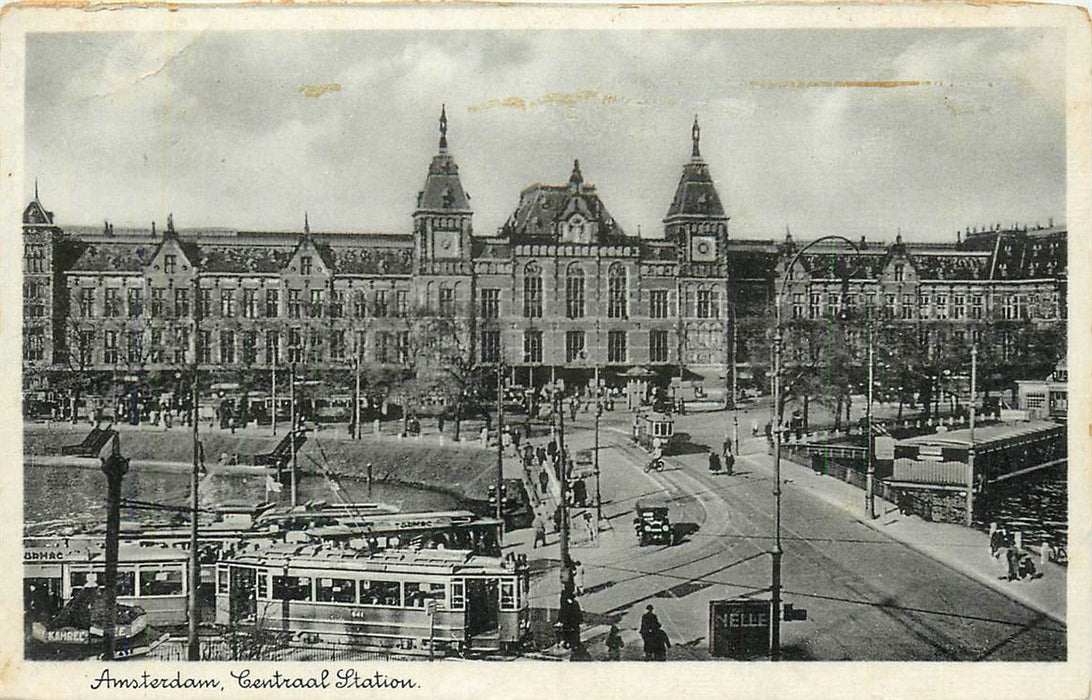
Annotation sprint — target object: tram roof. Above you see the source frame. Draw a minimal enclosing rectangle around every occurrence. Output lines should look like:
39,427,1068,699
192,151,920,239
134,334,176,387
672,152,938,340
897,420,1063,449
24,538,189,564
223,541,516,575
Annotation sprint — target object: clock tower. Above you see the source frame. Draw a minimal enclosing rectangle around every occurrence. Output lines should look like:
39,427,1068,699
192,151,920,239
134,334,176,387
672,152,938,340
664,116,729,263
414,105,473,268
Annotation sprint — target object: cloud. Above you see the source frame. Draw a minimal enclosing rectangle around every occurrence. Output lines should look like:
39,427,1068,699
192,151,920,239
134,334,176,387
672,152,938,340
26,29,1065,242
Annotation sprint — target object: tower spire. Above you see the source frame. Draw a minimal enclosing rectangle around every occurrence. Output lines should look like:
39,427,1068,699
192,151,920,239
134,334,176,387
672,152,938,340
304,211,310,235
34,177,39,201
569,159,583,191
439,104,448,152
692,115,701,159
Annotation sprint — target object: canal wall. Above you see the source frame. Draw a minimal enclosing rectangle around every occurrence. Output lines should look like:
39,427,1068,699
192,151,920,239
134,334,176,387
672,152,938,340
23,425,497,502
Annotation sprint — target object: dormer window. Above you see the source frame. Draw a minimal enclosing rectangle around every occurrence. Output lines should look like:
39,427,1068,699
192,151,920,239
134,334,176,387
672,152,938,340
894,264,904,282
164,254,176,274
300,256,313,275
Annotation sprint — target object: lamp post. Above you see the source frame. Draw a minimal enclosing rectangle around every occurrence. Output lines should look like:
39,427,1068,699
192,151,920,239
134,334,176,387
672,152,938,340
290,363,298,507
100,432,127,661
865,305,875,520
495,359,505,522
187,275,202,661
771,234,863,660
966,345,977,526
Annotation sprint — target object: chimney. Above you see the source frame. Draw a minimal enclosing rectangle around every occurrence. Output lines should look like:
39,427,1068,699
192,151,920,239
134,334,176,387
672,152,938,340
957,230,962,245
1049,217,1054,228
152,221,157,237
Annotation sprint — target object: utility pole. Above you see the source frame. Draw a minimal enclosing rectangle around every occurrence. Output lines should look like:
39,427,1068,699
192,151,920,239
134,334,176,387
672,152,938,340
771,294,783,661
100,432,127,661
188,275,201,661
271,364,277,436
966,345,977,526
290,363,298,507
354,356,361,441
556,384,572,602
496,361,504,522
865,305,875,520
594,363,602,522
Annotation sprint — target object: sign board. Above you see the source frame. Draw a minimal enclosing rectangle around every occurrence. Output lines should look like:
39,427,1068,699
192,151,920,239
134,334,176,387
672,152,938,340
874,436,895,461
569,507,599,548
709,599,771,659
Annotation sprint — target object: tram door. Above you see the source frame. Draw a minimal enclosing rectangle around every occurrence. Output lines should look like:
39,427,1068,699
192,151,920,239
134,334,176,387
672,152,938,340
24,577,63,623
229,566,257,624
466,578,499,637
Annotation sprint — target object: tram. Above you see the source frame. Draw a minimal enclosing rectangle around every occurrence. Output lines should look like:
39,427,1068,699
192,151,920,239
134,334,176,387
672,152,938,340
24,538,190,628
214,541,530,656
633,410,678,454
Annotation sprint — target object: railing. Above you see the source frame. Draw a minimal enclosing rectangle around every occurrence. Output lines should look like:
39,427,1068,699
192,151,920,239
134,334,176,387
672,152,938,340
150,636,396,662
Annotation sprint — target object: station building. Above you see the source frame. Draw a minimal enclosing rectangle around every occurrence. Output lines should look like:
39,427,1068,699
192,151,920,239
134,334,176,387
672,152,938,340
21,110,1068,409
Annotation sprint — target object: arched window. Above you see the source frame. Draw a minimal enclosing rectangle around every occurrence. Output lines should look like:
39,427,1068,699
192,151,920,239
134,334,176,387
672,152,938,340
523,262,543,319
566,263,585,319
608,264,627,319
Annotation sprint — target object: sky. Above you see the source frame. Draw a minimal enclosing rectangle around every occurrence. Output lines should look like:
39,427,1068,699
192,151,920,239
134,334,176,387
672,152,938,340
25,28,1065,242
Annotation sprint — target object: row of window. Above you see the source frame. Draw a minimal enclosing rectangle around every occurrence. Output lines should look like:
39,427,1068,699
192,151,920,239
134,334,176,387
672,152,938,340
513,329,670,364
217,570,519,612
74,328,671,366
74,287,423,320
69,566,184,598
76,327,414,366
789,292,1060,321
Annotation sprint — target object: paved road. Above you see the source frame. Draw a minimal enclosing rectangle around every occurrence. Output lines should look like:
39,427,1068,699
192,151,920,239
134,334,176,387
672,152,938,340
527,407,1065,661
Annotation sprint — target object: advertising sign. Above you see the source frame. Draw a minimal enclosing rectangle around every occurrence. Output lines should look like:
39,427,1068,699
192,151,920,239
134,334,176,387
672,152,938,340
709,599,771,659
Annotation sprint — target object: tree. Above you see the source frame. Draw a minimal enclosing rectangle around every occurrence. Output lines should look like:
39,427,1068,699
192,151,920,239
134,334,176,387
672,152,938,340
409,310,489,442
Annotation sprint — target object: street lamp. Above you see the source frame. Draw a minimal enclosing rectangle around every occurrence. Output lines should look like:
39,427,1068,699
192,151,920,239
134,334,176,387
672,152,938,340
771,234,863,660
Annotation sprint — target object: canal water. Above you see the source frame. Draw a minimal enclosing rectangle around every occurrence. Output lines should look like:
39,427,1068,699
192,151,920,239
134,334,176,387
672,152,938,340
24,463,463,534
974,464,1068,557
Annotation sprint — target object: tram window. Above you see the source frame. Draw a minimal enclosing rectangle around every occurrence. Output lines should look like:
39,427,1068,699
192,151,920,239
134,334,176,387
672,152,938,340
316,577,356,604
140,567,183,597
217,568,229,594
257,572,269,599
500,580,517,610
359,580,401,607
450,581,465,610
272,575,313,601
405,582,446,609
69,570,135,596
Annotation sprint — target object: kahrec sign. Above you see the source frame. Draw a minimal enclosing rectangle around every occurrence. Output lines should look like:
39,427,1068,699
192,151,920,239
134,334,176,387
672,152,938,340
709,599,771,659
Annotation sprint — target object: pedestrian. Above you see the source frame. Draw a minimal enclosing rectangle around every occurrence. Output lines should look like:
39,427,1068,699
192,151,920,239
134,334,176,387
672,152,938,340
558,594,582,649
989,525,1005,558
752,419,759,437
708,451,721,473
502,425,512,454
605,625,625,661
1003,546,1019,581
640,604,661,660
537,446,548,467
573,560,585,596
539,469,550,495
511,427,522,453
1040,540,1055,564
479,425,489,448
484,413,492,432
532,515,547,549
650,626,671,661
547,439,557,461
437,415,445,434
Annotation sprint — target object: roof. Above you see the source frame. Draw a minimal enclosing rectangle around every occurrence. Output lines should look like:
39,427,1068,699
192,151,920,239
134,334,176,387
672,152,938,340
897,420,1063,449
66,232,414,276
502,161,627,243
664,161,726,220
416,108,470,213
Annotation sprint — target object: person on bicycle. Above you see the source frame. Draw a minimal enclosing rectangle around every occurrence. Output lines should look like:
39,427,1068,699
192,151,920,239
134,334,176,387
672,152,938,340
648,444,664,471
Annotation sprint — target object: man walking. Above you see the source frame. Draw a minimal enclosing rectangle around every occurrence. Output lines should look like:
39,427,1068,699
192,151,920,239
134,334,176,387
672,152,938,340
532,515,548,549
640,604,661,660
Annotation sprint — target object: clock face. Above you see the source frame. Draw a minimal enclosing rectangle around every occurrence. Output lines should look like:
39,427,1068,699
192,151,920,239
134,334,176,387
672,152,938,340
433,230,461,259
691,235,718,262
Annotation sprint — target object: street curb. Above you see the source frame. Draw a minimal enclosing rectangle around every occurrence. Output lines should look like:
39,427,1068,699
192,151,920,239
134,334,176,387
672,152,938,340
782,464,1067,626
854,513,1066,626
